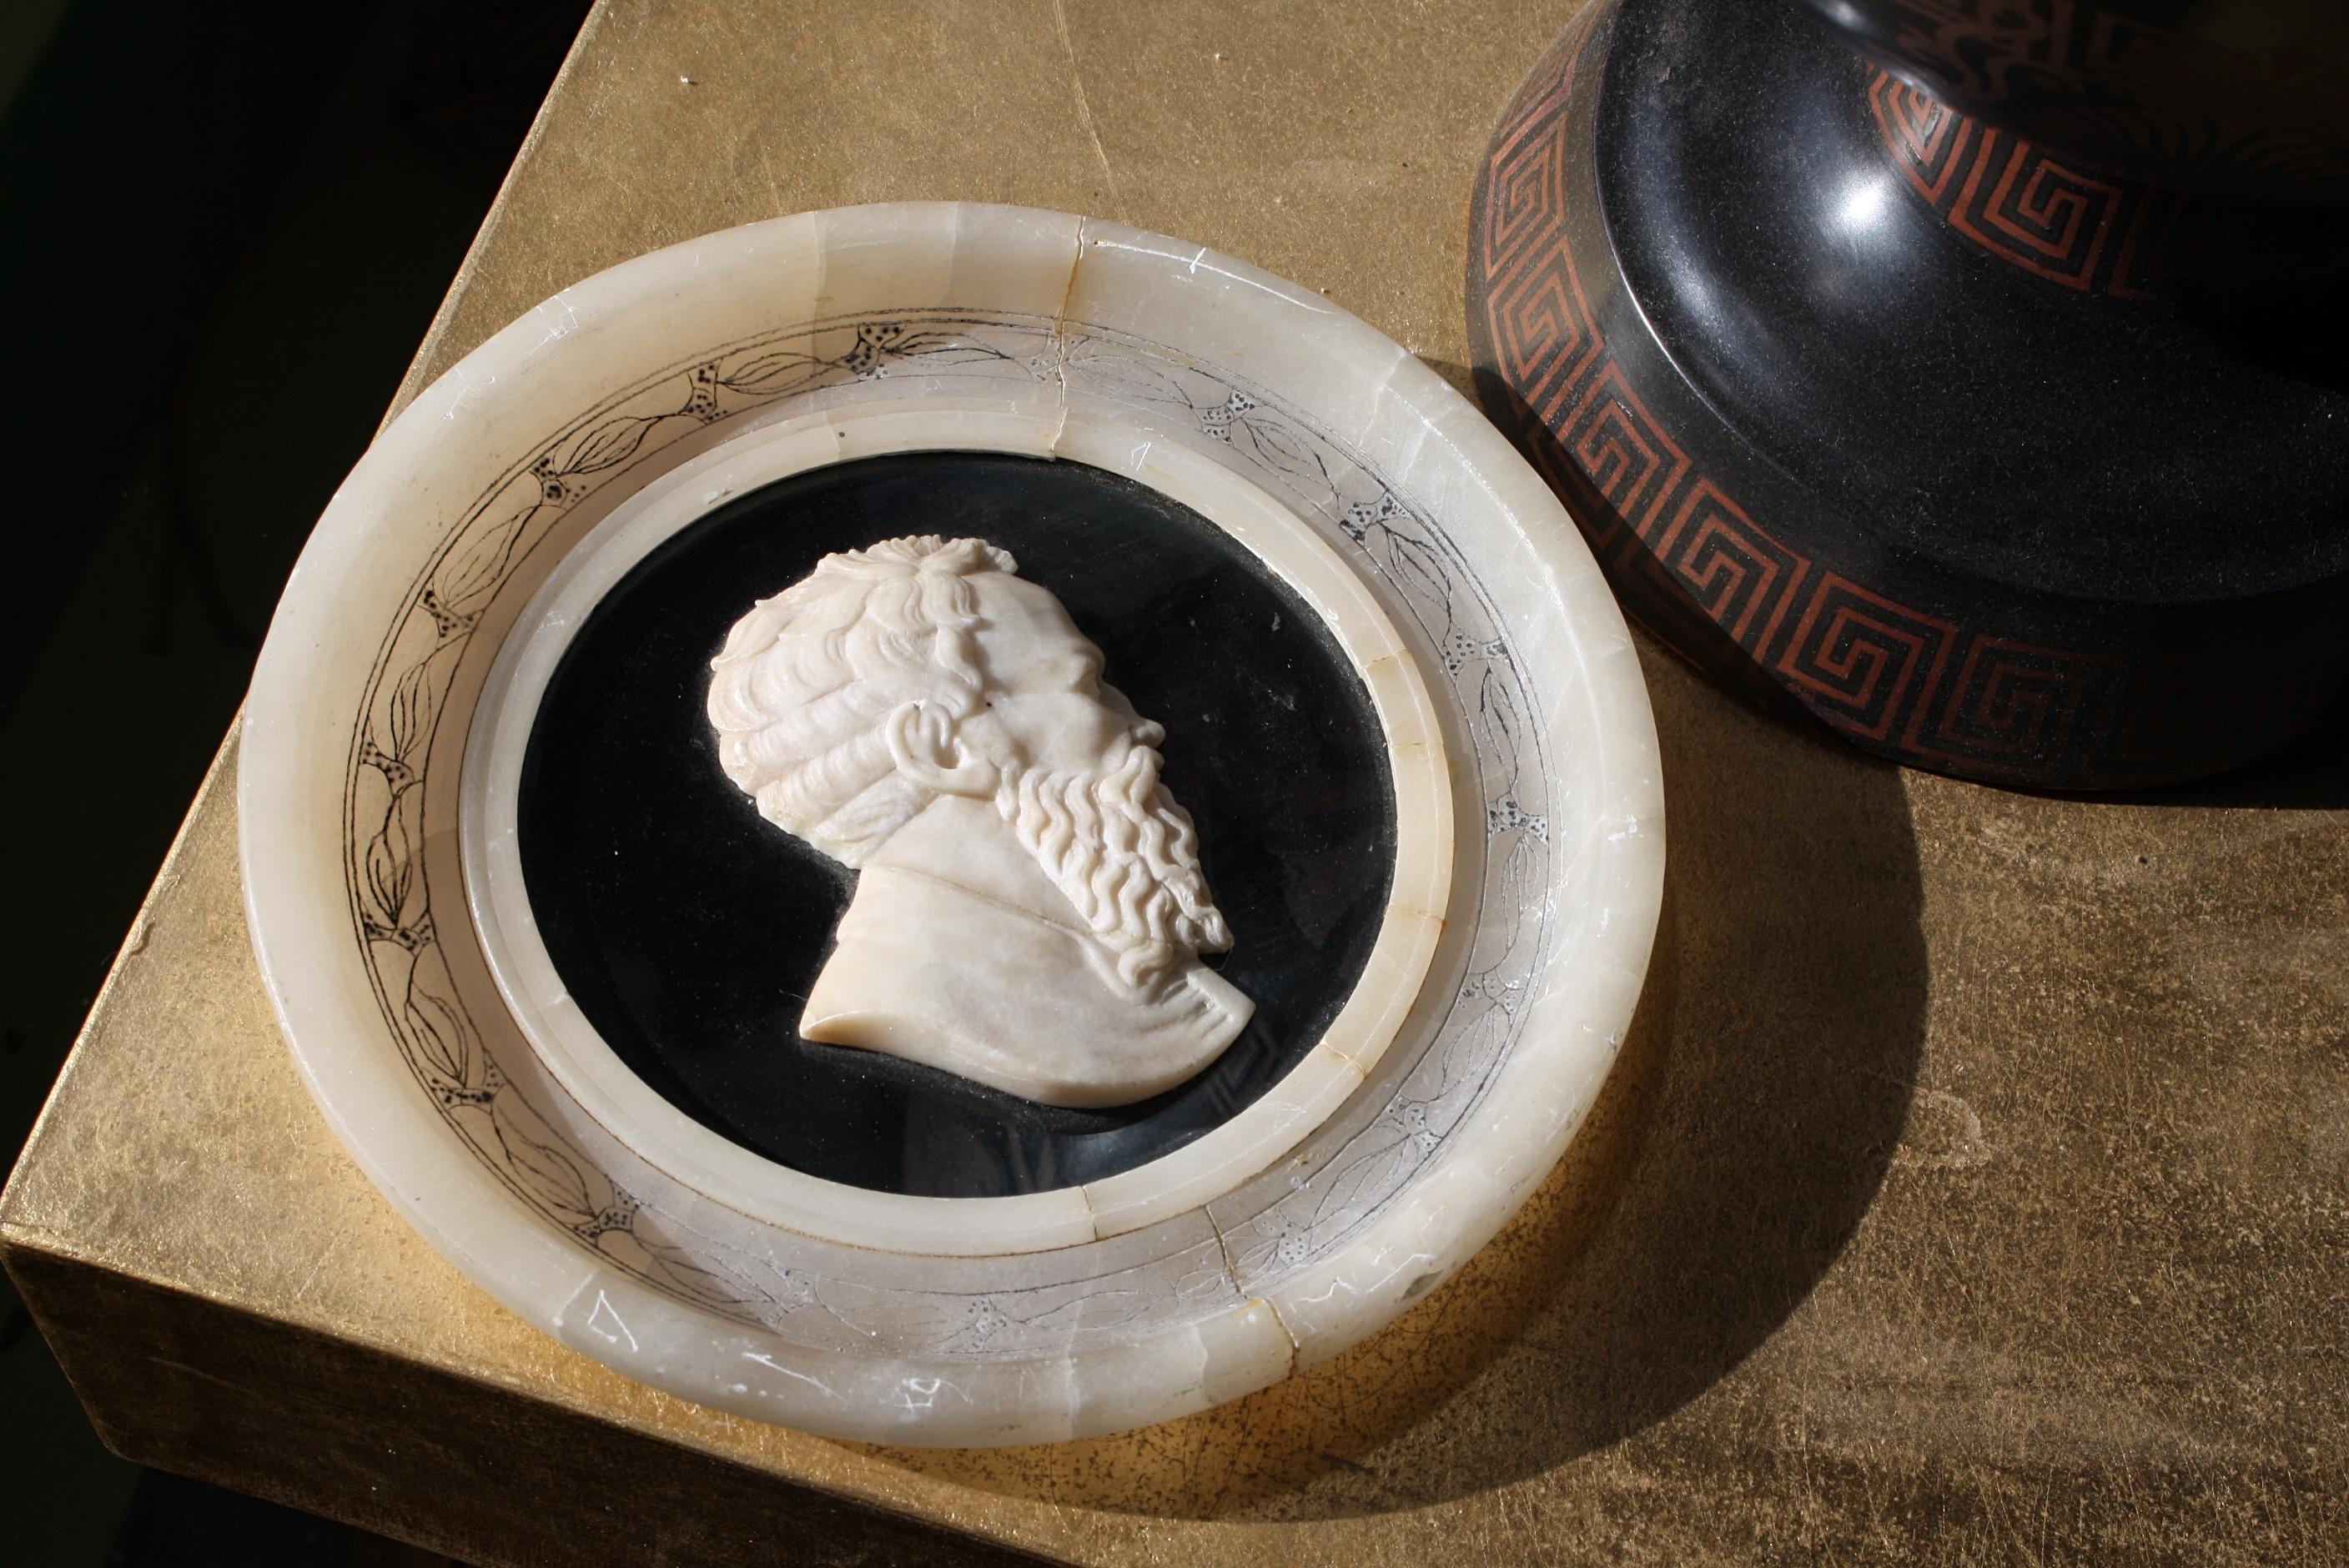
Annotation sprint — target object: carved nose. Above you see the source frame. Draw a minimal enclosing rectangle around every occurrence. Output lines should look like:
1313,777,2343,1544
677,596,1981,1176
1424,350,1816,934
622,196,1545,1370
1131,720,1165,749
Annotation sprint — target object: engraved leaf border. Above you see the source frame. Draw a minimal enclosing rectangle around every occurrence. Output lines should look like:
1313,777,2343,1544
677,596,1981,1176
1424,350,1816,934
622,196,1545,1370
342,309,1554,1354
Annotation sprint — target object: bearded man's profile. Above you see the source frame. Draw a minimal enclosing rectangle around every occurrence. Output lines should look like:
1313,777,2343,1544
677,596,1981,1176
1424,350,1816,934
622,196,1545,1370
706,535,1253,1108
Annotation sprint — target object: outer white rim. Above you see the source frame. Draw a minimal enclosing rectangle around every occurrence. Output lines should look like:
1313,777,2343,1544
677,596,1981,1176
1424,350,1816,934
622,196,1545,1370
239,203,1664,1445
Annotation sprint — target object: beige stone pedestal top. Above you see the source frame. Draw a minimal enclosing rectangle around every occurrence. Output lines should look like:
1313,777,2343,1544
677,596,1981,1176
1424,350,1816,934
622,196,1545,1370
5,1,2344,1561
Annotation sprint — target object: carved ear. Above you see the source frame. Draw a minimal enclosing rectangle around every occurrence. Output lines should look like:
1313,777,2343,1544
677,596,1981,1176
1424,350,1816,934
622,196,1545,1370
883,701,996,799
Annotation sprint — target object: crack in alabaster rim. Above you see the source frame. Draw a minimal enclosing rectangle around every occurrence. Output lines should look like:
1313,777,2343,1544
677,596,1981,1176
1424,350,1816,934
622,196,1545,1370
238,203,1665,1445
460,401,1456,1257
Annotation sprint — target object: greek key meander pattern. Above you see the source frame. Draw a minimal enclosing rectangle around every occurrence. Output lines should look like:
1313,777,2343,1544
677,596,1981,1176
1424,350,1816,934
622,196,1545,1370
1869,65,2168,297
345,310,1556,1358
1470,5,2297,781
1855,0,2349,202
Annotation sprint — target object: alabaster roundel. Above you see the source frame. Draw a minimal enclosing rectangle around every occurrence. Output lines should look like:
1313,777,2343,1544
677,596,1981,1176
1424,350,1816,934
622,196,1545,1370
240,204,1664,1447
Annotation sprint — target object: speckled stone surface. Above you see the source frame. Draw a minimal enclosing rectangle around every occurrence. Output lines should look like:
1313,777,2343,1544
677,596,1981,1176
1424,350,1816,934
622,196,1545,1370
5,1,2346,1560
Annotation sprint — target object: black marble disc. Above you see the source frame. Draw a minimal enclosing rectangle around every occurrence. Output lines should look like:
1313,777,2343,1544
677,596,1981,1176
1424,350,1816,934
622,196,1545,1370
516,451,1396,1198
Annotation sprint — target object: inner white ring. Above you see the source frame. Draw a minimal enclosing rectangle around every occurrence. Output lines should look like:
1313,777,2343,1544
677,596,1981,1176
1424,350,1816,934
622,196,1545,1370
460,397,1453,1257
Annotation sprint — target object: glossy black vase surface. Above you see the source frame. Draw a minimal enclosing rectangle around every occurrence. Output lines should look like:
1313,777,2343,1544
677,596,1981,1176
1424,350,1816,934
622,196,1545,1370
1468,0,2349,788
1803,0,2349,205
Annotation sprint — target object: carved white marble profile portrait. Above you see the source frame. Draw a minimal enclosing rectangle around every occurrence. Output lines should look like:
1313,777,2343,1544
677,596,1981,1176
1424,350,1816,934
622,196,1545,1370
707,535,1253,1108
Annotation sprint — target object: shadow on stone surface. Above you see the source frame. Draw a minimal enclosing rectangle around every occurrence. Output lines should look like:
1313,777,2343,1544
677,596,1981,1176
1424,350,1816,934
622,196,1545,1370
868,640,1929,1517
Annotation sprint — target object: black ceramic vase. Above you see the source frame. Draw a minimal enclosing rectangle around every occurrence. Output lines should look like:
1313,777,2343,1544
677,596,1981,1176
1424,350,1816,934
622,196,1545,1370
1466,0,2349,789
